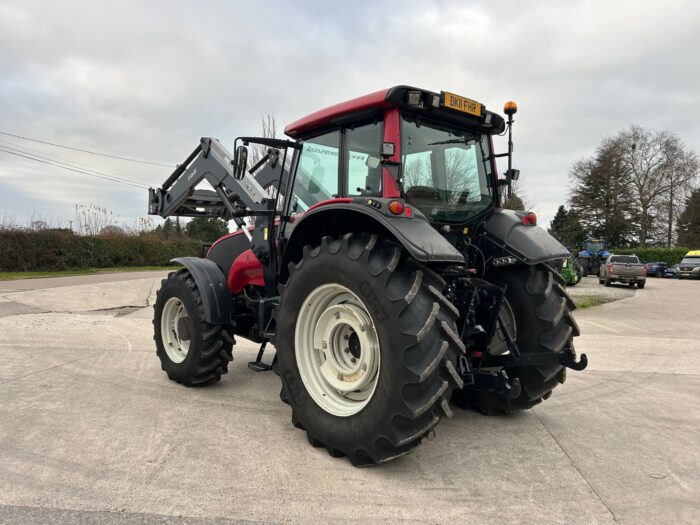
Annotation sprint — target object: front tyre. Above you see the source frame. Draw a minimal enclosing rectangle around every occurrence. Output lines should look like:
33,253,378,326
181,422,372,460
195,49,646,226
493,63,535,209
275,234,464,466
153,269,234,386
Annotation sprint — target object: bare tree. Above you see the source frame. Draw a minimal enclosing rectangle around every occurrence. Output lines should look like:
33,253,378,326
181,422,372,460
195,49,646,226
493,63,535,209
656,135,698,247
248,113,278,167
619,126,671,246
403,156,431,189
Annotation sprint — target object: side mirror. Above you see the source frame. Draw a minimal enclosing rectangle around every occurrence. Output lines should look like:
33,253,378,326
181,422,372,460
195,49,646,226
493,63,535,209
505,168,520,181
233,145,248,180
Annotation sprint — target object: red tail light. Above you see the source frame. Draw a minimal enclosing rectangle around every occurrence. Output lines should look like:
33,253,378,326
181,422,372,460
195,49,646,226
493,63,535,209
643,266,647,276
607,264,614,273
522,212,537,225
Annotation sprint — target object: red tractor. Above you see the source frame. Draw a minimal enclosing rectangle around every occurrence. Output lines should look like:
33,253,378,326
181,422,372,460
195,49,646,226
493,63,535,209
149,86,585,466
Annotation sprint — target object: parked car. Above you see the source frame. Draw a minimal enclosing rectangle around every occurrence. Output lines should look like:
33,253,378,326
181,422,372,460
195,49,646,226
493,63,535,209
644,261,668,277
677,250,700,280
599,254,647,288
664,264,680,278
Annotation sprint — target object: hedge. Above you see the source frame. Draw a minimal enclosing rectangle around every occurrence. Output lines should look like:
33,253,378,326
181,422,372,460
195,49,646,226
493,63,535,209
608,246,690,265
0,230,201,271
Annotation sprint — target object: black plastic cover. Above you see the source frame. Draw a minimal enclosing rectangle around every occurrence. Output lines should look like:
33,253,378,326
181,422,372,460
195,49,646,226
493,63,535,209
171,257,233,324
288,203,464,264
482,209,569,264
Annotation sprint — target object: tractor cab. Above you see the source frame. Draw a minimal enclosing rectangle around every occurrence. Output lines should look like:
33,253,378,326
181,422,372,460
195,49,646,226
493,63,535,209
279,86,512,226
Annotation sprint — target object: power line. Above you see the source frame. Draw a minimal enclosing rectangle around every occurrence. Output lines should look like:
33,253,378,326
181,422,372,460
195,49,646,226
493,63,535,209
0,140,151,188
0,147,148,189
0,144,148,188
0,130,174,167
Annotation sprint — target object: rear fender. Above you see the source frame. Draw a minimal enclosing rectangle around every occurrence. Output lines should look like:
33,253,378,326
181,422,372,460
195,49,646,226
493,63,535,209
171,257,232,324
482,209,569,264
281,203,463,281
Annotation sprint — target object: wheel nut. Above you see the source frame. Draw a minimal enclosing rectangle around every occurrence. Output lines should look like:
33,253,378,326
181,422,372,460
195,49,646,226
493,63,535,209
343,334,349,340
351,357,357,363
344,348,350,353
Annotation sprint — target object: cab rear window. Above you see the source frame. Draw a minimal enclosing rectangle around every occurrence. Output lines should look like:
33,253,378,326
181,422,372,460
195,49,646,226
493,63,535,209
610,256,639,263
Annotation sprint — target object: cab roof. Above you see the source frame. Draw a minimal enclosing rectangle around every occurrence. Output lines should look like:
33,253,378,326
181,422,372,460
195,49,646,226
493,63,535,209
284,85,505,139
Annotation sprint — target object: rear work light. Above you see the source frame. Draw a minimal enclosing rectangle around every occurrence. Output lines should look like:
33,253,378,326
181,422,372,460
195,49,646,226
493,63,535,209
522,212,537,225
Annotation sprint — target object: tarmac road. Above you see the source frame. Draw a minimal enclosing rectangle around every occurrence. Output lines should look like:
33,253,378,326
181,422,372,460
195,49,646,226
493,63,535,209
0,272,698,524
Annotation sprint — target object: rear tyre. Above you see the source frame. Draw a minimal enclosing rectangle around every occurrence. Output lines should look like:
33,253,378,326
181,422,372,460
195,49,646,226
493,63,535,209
604,279,611,287
153,269,235,386
452,264,579,414
638,281,646,289
628,282,636,288
275,234,463,466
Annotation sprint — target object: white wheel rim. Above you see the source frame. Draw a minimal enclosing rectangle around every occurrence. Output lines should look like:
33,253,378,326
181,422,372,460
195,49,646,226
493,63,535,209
295,283,381,417
161,297,191,363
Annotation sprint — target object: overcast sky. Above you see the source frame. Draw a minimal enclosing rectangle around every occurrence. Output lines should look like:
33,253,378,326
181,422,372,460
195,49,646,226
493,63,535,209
1,0,699,229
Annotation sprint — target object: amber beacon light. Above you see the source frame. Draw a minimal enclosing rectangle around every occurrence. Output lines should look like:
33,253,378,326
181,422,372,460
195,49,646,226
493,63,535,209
503,100,518,116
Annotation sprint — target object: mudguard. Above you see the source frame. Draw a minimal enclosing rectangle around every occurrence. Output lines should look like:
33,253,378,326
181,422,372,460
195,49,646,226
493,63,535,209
171,257,233,324
482,209,569,264
284,203,464,271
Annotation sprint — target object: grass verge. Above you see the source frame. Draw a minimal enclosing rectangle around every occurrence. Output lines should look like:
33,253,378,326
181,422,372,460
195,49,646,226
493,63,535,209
573,295,616,309
0,266,175,281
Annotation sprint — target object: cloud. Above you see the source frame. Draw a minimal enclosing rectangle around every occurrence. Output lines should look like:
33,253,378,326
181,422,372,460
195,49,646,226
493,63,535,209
1,0,699,228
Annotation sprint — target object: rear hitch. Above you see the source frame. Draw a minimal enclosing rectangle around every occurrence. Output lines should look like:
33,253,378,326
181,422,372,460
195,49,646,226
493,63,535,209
561,351,588,371
460,364,522,399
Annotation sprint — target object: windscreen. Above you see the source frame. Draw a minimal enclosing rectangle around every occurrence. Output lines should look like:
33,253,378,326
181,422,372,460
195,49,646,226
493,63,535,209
401,114,493,223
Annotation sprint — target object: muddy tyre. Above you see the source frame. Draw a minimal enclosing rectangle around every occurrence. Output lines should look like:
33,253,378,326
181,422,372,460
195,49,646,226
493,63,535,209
153,269,234,386
275,234,464,466
452,264,579,414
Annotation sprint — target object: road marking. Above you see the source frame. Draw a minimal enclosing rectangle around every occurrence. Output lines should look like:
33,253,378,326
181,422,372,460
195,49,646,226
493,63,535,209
577,319,620,333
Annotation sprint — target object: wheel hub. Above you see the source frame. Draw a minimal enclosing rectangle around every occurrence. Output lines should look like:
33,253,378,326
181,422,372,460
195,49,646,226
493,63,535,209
295,283,381,417
160,297,190,363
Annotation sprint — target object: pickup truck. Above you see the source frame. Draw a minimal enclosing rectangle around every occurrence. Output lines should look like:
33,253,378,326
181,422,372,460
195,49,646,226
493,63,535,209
599,254,647,289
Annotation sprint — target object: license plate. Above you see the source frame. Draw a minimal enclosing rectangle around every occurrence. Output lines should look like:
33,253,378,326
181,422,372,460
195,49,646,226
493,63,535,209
442,91,482,117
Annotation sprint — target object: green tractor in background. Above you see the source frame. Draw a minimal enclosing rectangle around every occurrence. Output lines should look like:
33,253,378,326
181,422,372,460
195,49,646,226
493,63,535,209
560,254,582,286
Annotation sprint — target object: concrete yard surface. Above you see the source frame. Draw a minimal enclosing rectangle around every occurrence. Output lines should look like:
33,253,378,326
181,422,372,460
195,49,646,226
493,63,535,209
0,273,698,524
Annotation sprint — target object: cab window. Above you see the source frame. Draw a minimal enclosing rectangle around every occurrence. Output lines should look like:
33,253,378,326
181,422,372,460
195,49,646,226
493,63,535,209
346,122,382,196
291,130,340,211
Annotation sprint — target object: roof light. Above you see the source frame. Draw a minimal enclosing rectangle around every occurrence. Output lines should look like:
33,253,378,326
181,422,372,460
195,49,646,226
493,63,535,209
504,100,518,115
407,90,422,107
388,200,405,215
430,94,440,108
381,142,395,156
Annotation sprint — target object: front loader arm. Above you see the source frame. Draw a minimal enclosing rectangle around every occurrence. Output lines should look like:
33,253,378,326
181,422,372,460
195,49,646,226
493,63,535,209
148,137,270,220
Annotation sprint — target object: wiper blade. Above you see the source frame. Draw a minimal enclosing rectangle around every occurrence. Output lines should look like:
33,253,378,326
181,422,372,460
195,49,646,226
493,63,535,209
427,138,476,146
